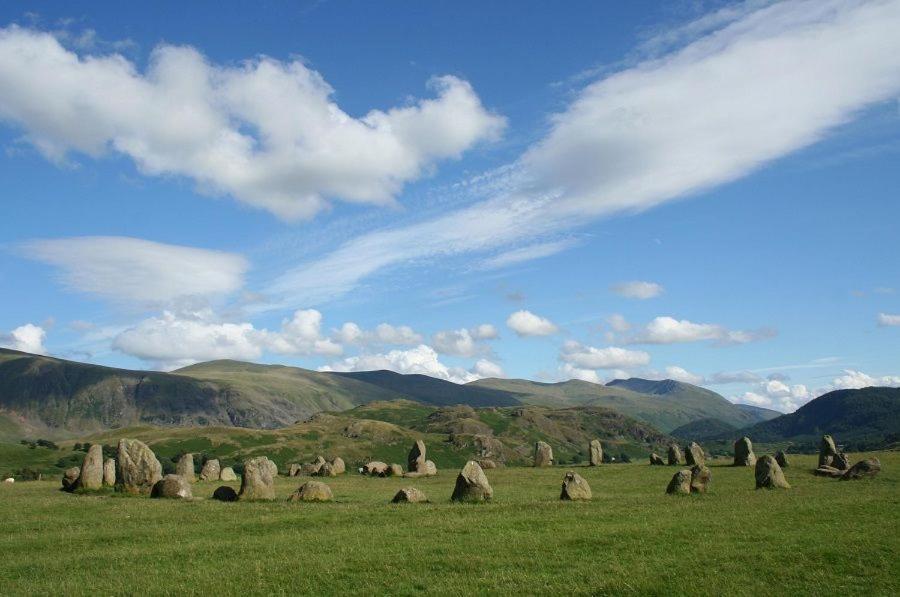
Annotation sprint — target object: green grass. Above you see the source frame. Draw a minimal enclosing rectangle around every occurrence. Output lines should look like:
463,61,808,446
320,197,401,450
0,452,897,595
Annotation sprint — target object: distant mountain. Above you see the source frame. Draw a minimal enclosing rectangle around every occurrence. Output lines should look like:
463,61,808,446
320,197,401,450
735,403,782,424
669,417,738,441
740,387,900,449
331,370,518,407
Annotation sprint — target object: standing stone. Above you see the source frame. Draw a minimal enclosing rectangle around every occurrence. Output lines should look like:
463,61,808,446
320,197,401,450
774,451,789,468
220,467,237,481
667,444,683,466
199,459,221,481
685,442,705,467
116,439,163,495
61,467,80,491
666,469,692,494
690,465,711,493
151,474,193,499
212,485,238,502
392,487,428,503
330,457,346,475
560,471,592,501
388,463,404,477
733,437,757,467
408,440,427,473
649,453,666,466
176,453,195,483
103,458,116,487
451,460,493,502
832,451,850,471
589,439,603,466
75,444,104,491
755,455,790,489
316,462,338,477
818,435,838,468
288,481,333,502
533,441,554,467
288,463,302,477
841,458,881,480
239,456,277,501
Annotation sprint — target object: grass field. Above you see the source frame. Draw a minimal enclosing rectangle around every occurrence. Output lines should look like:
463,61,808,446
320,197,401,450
0,452,897,595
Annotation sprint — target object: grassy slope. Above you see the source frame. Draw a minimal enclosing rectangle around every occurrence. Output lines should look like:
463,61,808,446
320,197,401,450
670,417,739,441
0,452,896,595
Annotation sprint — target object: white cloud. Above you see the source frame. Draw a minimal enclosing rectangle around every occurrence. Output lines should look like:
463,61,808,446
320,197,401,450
558,363,603,384
877,313,900,326
0,26,505,219
560,340,651,369
479,238,578,270
663,365,704,385
319,344,490,384
606,314,631,332
334,322,422,346
0,323,47,354
506,310,559,337
708,370,763,384
611,281,663,299
431,323,498,357
827,369,900,391
21,236,247,304
472,359,505,379
627,316,774,345
471,324,498,340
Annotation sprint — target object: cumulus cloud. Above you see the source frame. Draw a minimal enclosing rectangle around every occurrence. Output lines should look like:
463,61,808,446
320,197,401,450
333,322,421,346
558,363,603,384
625,316,775,345
877,313,900,326
662,365,704,385
472,358,505,379
506,310,558,337
431,323,498,357
0,26,505,219
560,340,651,369
21,236,247,305
319,344,493,384
0,323,47,354
827,369,900,390
610,281,663,299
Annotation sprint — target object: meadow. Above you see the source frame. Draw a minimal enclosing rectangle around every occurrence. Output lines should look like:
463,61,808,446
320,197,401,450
0,452,897,596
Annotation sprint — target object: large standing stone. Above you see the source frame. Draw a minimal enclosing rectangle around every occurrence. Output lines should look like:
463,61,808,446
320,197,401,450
589,439,603,466
199,459,221,481
818,435,838,468
560,471,592,501
451,460,493,502
685,442,705,467
392,487,428,503
239,456,277,501
733,437,757,467
832,451,850,471
408,440,427,473
103,458,116,487
75,444,104,491
330,457,346,475
288,481,333,502
755,455,790,489
690,465,711,493
774,451,789,468
151,474,193,499
220,467,237,481
841,458,881,480
116,439,163,495
666,469,692,494
533,441,553,467
61,467,80,491
667,444,683,466
212,485,238,502
176,453,195,483
649,453,666,466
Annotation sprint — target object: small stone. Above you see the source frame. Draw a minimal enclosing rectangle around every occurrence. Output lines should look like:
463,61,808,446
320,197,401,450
199,459,221,481
667,444,683,466
814,466,845,478
666,469,692,494
288,463,302,477
392,487,428,503
103,458,116,486
288,481,333,502
451,460,493,502
733,437,757,467
774,451,789,468
150,474,193,499
818,434,838,468
755,455,790,489
62,467,80,491
363,461,389,476
560,471,592,501
388,463,404,477
478,459,498,469
220,467,237,481
832,451,850,471
330,457,346,475
690,465,711,493
649,453,665,466
841,458,881,480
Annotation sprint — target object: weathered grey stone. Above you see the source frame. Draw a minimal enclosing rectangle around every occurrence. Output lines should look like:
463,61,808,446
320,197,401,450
199,459,220,481
219,467,237,481
392,487,428,503
239,456,277,501
478,459,498,469
103,458,116,487
408,440,426,473
666,469,692,494
755,455,790,489
75,444,104,491
288,481,333,502
422,460,437,476
690,465,711,493
62,467,80,491
832,451,850,471
733,437,756,467
304,456,326,475
841,457,881,480
667,444,683,466
330,457,346,475
451,460,493,502
315,462,338,477
534,441,553,467
388,463,404,477
818,434,838,468
814,466,845,478
560,471,592,501
116,439,163,495
151,474,193,499
362,461,389,476
649,453,666,466
212,485,238,502
589,439,603,466
288,463,302,477
176,453,195,483
685,442,705,467
774,451,789,468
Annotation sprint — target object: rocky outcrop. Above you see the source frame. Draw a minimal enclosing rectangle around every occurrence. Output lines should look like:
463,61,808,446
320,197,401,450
116,439,163,495
560,472,592,501
239,456,277,501
451,460,493,502
755,455,790,489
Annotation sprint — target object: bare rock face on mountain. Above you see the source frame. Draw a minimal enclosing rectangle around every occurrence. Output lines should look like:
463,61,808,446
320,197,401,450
408,440,427,473
733,437,756,467
220,467,237,481
560,471,592,501
103,458,116,487
75,444,104,491
176,453,195,483
666,469,692,495
534,441,554,467
690,465,711,494
774,451,789,468
151,474,193,499
451,460,493,502
755,455,790,489
818,435,838,468
288,481,333,502
199,459,221,481
841,457,881,480
685,443,705,467
589,440,603,466
239,456,277,501
330,457,346,475
212,485,238,502
392,487,428,503
667,444,683,466
116,439,163,495
61,467,80,491
362,461,389,477
649,453,665,466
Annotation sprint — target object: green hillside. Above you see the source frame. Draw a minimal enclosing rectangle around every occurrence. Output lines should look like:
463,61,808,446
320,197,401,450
669,417,738,441
332,370,519,407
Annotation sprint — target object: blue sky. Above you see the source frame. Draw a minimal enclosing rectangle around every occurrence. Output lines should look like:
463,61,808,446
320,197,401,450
1,0,899,412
